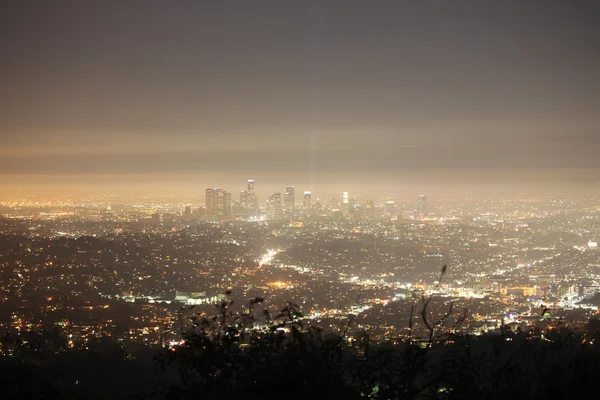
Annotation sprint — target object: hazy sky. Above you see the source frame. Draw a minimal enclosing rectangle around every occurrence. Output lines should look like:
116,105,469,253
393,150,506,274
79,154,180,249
1,0,599,196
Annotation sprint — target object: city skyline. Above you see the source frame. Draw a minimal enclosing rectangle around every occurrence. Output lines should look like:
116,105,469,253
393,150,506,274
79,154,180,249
2,1,600,397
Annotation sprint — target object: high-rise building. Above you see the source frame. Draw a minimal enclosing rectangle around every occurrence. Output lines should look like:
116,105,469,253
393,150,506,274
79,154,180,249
240,179,259,216
284,186,295,212
267,192,283,219
303,191,312,210
206,188,217,217
205,188,232,220
385,201,396,215
248,180,259,212
342,191,351,215
418,195,428,220
222,192,232,219
232,201,245,217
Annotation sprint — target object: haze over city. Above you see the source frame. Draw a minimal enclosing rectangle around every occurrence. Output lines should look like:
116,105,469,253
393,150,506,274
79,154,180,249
1,0,600,197
1,1,600,399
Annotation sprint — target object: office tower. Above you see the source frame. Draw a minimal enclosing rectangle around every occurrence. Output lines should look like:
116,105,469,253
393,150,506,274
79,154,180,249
222,191,232,219
385,201,396,215
284,186,295,211
342,191,351,215
240,189,250,216
232,201,244,217
247,179,259,212
353,204,365,220
267,192,283,219
240,179,259,215
303,191,312,210
365,200,375,219
205,188,232,220
418,194,428,220
206,188,217,217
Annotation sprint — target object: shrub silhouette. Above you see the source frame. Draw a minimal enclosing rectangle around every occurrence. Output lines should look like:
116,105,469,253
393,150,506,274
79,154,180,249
2,267,600,399
154,272,599,399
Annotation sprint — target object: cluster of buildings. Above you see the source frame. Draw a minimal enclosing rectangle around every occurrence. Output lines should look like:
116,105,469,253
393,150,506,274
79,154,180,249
205,180,313,221
204,179,428,222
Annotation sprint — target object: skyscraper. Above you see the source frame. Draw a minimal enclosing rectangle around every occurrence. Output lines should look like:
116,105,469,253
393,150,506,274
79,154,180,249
284,186,295,212
248,179,259,212
385,201,396,215
205,188,232,220
206,188,217,217
267,192,283,219
232,201,244,217
303,191,312,210
418,194,428,220
342,191,351,216
240,179,259,216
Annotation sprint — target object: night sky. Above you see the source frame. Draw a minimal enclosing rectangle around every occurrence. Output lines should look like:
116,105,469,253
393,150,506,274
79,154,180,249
1,0,599,196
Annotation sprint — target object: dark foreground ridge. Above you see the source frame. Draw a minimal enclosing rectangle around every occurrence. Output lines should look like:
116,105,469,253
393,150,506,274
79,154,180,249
2,296,600,400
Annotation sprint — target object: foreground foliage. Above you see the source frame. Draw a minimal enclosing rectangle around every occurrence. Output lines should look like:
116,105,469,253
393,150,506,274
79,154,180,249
2,300,600,399
155,298,600,400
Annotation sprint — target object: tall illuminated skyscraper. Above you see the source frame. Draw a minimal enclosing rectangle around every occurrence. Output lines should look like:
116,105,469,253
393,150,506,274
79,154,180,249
222,191,232,219
342,191,350,215
249,180,259,212
303,191,312,210
418,194,428,220
206,188,217,217
241,179,259,215
267,192,283,219
284,186,295,211
205,188,232,220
